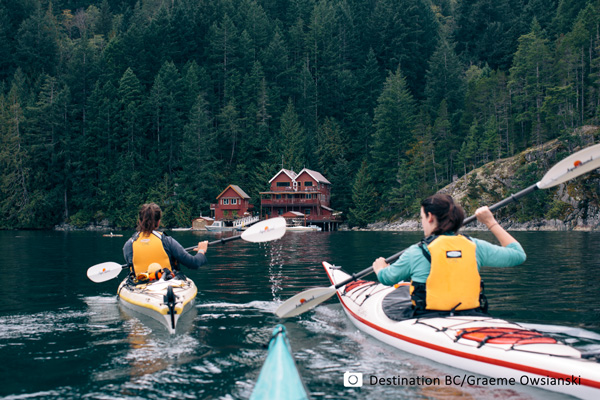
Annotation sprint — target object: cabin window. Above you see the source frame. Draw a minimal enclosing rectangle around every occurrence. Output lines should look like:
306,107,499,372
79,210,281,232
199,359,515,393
277,209,283,215
306,194,311,199
305,209,311,215
231,198,238,205
305,181,313,187
222,199,229,205
276,194,282,199
277,182,290,187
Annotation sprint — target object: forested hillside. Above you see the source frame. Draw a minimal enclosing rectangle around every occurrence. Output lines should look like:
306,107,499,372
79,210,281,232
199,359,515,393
1,0,599,229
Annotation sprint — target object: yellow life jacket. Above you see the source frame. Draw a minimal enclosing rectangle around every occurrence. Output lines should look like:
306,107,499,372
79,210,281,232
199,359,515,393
131,231,172,276
412,235,481,311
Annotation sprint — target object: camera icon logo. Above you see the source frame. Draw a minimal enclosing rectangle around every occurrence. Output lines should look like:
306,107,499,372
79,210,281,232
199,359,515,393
344,371,363,387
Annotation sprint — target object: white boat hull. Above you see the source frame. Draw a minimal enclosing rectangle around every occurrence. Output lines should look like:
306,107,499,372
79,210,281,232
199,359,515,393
205,224,235,232
118,277,197,334
323,262,600,399
286,226,320,232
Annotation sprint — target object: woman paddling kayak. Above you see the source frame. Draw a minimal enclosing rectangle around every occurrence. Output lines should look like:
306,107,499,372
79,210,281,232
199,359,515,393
372,193,526,318
123,203,209,281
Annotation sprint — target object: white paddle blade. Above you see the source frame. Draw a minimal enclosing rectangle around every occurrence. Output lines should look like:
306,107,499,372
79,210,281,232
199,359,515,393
538,143,600,189
87,262,125,283
275,286,337,318
241,217,286,243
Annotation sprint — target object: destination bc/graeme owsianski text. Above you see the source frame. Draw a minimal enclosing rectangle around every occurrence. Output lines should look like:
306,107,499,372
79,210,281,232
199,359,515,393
369,374,582,387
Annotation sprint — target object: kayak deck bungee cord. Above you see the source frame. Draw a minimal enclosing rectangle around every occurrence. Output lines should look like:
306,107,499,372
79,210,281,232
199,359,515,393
323,261,600,400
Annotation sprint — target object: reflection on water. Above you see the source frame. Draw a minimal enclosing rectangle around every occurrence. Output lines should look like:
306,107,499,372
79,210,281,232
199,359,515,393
0,230,599,399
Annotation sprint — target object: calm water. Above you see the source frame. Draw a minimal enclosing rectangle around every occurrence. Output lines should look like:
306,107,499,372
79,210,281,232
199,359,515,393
1,229,599,400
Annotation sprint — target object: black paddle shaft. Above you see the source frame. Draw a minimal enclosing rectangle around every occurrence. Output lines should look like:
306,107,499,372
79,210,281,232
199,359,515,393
337,183,540,288
463,183,539,225
184,235,242,252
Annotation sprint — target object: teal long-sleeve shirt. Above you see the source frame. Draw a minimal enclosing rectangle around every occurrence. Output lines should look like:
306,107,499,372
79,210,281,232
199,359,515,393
376,235,526,286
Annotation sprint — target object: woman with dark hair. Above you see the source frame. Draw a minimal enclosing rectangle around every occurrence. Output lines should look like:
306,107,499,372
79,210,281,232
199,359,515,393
372,194,526,314
123,203,209,280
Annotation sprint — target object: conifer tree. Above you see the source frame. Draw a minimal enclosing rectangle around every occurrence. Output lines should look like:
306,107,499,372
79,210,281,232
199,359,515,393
371,66,416,202
0,5,13,81
317,117,352,213
279,98,306,172
218,98,243,166
15,2,60,77
425,35,465,128
177,93,221,217
0,70,31,227
509,19,551,146
118,67,144,165
551,0,590,35
348,161,378,228
149,61,184,174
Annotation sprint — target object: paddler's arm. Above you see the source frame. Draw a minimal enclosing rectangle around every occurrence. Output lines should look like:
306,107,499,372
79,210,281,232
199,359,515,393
475,206,517,247
473,206,526,267
163,236,207,270
474,238,526,267
373,244,429,286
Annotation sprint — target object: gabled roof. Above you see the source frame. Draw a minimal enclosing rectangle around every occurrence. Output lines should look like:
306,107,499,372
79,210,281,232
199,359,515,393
282,211,305,218
268,168,297,184
297,168,331,184
216,184,250,200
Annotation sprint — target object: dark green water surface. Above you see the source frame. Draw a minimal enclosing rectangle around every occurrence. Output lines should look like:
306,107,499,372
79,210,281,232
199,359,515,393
1,230,599,399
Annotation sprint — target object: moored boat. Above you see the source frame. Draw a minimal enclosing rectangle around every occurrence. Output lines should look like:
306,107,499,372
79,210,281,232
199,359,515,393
117,275,197,334
323,261,600,400
250,325,309,400
286,225,320,232
205,220,235,231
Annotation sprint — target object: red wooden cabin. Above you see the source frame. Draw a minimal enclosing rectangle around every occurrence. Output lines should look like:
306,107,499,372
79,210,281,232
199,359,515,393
211,185,253,221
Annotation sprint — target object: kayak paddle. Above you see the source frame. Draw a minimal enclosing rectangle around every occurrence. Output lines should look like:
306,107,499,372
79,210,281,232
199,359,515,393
275,142,600,318
87,217,287,283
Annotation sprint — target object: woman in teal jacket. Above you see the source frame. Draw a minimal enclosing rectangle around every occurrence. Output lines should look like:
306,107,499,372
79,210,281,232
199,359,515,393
373,194,526,314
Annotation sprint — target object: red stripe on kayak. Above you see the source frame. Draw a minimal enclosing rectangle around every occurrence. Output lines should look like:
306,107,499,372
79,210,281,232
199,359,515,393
323,264,600,391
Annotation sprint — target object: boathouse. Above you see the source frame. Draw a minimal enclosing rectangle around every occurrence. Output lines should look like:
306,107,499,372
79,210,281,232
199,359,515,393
259,168,340,231
211,185,254,220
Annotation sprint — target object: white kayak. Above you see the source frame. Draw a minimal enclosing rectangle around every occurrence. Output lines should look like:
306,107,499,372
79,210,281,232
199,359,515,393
323,261,600,400
117,275,197,334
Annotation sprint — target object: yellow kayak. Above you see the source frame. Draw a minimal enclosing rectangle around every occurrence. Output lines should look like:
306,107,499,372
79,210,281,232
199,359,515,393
117,276,197,334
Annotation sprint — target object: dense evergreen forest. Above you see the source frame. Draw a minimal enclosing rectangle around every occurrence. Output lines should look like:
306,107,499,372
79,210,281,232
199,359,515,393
1,0,600,229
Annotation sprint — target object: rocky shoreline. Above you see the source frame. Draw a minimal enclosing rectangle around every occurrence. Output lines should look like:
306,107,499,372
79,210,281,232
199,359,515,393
342,216,600,232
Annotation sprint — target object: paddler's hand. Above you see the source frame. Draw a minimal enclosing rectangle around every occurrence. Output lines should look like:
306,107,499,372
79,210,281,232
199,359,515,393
194,241,208,255
372,257,389,274
475,206,497,229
